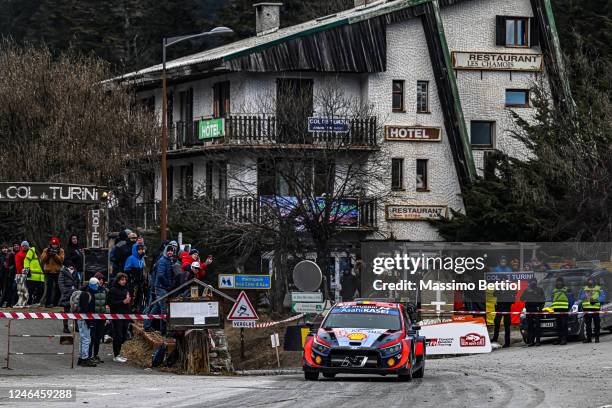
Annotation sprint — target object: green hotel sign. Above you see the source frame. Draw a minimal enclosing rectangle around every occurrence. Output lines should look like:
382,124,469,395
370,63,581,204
198,118,225,140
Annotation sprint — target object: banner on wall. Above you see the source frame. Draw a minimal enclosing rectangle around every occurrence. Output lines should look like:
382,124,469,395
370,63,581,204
419,315,492,355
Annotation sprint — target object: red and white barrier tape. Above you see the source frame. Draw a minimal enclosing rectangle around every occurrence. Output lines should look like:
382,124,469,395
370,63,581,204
253,313,306,328
418,309,612,315
0,312,166,320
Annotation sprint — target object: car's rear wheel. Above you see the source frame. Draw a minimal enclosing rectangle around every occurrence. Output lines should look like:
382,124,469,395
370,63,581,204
304,371,319,381
413,361,425,379
322,373,336,379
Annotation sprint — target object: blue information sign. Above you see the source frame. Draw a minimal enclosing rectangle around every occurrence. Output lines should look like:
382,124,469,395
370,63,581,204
218,274,272,290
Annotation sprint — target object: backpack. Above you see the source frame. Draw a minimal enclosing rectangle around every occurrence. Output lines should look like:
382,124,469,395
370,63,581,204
69,290,91,313
151,344,167,367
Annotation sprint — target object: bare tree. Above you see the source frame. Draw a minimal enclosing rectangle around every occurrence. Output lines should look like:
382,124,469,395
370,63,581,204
169,78,390,309
0,40,158,245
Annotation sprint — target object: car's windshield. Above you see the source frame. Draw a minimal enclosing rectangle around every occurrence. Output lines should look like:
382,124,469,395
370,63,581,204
323,306,402,330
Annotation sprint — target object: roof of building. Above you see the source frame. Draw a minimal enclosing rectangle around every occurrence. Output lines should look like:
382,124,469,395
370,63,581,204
113,0,430,83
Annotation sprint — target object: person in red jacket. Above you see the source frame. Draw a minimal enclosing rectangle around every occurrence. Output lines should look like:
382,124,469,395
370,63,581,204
14,242,29,308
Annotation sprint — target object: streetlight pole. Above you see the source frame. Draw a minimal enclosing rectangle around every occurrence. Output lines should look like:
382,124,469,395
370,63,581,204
159,27,233,241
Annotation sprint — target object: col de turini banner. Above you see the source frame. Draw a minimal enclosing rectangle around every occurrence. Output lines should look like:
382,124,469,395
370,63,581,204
0,182,102,204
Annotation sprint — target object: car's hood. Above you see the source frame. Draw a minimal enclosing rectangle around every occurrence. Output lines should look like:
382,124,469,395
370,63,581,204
327,328,391,348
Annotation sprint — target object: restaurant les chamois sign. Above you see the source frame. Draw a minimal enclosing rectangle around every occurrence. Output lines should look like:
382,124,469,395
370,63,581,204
452,51,543,72
386,205,448,221
0,182,102,203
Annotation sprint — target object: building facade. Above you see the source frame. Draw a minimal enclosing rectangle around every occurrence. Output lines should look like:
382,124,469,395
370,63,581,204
116,0,567,261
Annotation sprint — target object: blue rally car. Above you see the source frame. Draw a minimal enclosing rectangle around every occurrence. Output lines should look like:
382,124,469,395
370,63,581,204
303,300,426,381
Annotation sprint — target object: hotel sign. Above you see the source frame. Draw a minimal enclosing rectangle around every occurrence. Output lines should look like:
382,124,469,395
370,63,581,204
385,126,441,142
386,205,448,221
199,118,225,140
452,51,543,72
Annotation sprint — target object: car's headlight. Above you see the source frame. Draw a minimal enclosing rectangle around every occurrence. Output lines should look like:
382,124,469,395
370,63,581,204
381,342,402,356
312,339,331,354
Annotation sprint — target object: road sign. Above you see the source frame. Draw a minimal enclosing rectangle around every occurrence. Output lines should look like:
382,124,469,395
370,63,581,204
291,302,324,313
218,274,271,290
291,292,323,303
270,333,280,348
293,261,322,292
232,321,256,328
228,291,259,321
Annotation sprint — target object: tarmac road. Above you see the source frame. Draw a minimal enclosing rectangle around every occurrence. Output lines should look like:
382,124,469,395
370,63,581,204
0,319,611,408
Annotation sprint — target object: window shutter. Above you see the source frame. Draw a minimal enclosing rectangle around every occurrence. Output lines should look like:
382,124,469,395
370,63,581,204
495,16,506,46
529,17,540,47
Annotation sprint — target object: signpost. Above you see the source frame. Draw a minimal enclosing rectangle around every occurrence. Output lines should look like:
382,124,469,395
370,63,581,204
291,292,323,303
271,333,281,368
198,118,225,140
227,291,259,361
219,274,271,290
291,302,324,313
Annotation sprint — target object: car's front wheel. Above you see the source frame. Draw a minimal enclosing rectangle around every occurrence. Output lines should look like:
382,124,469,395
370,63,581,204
322,373,336,379
413,361,425,378
398,369,413,382
304,371,319,381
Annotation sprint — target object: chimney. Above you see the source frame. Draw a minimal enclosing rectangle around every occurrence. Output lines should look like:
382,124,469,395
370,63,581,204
254,3,282,36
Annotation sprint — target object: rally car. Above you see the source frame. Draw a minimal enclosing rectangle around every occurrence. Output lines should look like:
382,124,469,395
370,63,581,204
303,300,426,381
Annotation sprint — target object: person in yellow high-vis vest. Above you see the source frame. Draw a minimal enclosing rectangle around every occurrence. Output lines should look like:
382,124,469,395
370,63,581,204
579,277,606,343
551,277,574,345
24,244,44,306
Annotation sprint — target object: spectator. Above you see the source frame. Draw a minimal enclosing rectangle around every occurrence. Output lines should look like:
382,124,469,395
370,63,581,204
65,235,84,273
89,272,108,364
107,273,131,363
520,278,545,346
14,242,29,308
0,244,7,304
24,242,44,306
127,232,138,248
59,261,82,333
110,229,132,274
124,243,145,312
494,256,512,273
491,284,517,348
180,248,199,271
40,237,65,307
340,268,358,301
143,243,175,335
76,277,99,367
0,243,19,307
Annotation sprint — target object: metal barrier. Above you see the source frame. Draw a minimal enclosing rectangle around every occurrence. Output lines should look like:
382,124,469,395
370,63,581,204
3,319,76,370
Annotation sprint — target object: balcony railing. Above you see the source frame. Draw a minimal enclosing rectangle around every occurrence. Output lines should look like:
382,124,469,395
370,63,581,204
226,196,378,230
168,115,378,151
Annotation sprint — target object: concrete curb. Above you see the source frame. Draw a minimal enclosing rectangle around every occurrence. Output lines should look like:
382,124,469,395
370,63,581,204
235,369,302,376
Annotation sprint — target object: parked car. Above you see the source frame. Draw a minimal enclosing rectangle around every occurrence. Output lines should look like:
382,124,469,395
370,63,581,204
520,268,612,341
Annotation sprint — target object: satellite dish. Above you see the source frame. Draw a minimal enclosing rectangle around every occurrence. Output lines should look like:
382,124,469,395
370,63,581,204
293,260,322,292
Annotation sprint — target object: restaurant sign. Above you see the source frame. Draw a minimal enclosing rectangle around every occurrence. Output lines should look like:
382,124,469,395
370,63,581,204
452,51,543,72
385,126,441,142
386,205,448,221
199,118,225,140
0,182,102,203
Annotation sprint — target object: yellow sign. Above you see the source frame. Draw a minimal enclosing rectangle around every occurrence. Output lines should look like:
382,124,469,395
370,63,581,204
347,332,368,341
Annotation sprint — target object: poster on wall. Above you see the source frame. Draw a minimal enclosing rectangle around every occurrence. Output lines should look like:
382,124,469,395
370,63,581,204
260,196,359,229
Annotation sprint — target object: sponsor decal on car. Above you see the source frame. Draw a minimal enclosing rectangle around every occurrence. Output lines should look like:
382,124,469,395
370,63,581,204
347,332,368,341
331,306,399,315
460,333,486,347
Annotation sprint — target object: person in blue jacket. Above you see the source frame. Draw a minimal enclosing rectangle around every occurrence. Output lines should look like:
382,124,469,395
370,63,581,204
143,243,175,335
124,243,145,312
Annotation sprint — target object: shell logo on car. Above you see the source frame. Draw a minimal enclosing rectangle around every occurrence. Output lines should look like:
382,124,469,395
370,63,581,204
347,332,368,341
